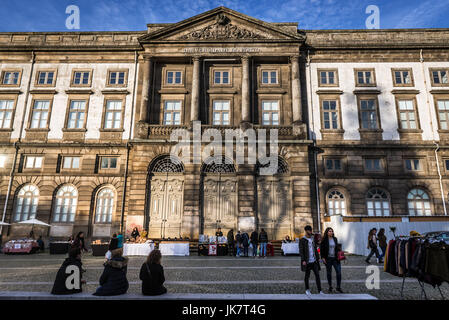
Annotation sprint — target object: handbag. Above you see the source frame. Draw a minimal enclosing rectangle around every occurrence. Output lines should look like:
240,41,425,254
337,250,346,261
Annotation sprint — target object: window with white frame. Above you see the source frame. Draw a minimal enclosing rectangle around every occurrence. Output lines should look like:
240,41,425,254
53,185,78,223
24,156,43,169
67,100,86,129
95,188,115,223
30,100,50,129
103,100,122,129
319,70,337,86
213,70,230,85
366,188,390,216
72,71,90,86
212,100,230,125
398,99,417,129
0,100,14,129
393,70,413,85
327,190,346,215
261,100,279,125
321,100,339,129
407,188,431,216
108,71,126,85
431,70,449,85
100,157,118,170
356,70,374,85
163,100,181,125
14,184,39,222
2,71,20,85
325,158,342,172
437,100,449,130
166,71,182,85
62,156,80,169
404,159,421,171
262,70,278,84
0,155,6,168
37,71,55,85
359,99,379,129
365,158,383,171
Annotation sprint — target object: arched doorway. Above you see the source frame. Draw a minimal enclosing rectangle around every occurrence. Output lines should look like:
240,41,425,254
201,156,238,236
147,155,184,238
256,157,292,240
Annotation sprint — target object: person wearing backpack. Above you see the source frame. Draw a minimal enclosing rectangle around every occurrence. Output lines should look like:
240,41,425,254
320,227,343,293
235,231,242,257
139,249,167,296
242,232,250,257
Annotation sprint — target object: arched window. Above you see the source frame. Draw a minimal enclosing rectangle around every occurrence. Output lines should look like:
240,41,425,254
202,156,235,173
151,155,184,173
327,189,346,215
257,156,289,175
366,188,390,216
14,184,39,222
407,188,431,216
53,185,78,223
95,187,115,223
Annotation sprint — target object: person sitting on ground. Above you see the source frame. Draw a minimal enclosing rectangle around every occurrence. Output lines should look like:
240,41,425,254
51,247,85,295
93,248,129,296
139,249,167,296
37,235,45,252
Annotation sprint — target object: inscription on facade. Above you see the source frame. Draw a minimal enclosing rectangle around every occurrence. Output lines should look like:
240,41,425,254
182,47,261,54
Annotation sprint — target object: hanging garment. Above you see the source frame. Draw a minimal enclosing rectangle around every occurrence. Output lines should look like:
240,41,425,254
425,242,449,283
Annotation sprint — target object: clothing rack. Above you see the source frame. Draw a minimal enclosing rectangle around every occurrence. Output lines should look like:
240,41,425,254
395,236,446,300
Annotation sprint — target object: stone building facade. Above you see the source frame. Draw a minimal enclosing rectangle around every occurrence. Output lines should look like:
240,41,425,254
0,7,448,242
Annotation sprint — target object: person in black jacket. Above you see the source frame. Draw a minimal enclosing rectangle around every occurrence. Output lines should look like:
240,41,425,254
93,248,129,296
241,232,250,257
131,227,140,241
250,230,259,257
258,229,268,258
235,231,242,257
299,225,323,295
320,227,343,293
140,249,167,295
227,229,235,256
366,228,381,264
51,247,85,295
72,231,88,253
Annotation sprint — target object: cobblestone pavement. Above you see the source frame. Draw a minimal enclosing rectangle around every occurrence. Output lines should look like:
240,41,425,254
0,253,447,300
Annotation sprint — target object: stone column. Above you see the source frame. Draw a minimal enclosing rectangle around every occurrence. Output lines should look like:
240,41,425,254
139,55,152,123
190,57,201,124
291,55,302,124
241,56,251,124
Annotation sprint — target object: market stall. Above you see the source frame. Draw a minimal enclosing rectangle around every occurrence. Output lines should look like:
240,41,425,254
159,241,189,256
123,242,154,256
198,235,228,256
91,241,109,256
281,242,300,255
2,239,39,254
49,241,70,254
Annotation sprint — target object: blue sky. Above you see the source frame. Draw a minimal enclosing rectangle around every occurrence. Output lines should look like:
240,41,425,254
1,0,448,32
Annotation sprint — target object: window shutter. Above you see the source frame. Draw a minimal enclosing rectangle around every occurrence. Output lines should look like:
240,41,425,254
56,155,62,173
94,155,99,174
17,154,24,173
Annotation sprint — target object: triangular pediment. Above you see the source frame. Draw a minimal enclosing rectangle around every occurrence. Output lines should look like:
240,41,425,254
139,7,304,43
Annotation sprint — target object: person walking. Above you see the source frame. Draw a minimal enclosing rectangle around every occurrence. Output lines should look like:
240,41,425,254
377,228,387,262
250,229,259,257
72,231,88,253
93,248,129,296
139,249,167,296
51,247,85,295
105,234,119,260
235,231,242,257
242,231,250,257
366,228,382,264
227,229,235,256
259,228,268,258
117,233,124,249
320,227,343,293
299,225,323,295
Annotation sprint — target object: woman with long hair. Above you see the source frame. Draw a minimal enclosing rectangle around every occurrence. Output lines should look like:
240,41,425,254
320,227,343,293
366,228,382,264
377,228,388,262
72,231,88,253
139,249,167,295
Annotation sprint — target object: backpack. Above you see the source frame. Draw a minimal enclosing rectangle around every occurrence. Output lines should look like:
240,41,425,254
236,233,242,243
242,233,249,246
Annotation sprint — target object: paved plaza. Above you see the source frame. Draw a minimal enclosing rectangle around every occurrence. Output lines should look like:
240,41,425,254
0,253,447,300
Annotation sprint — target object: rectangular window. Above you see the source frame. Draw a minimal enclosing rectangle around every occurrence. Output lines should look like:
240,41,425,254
62,156,80,169
365,158,382,171
1,71,20,85
163,100,181,125
0,155,6,168
445,159,449,171
166,71,182,85
262,70,278,84
437,100,449,130
100,157,118,170
108,71,126,86
321,100,339,129
0,100,14,129
67,100,86,129
393,69,413,86
37,71,55,85
30,100,50,129
214,71,229,85
405,159,421,171
398,100,417,129
212,100,230,125
261,101,280,125
360,99,378,129
103,100,122,129
431,69,449,85
325,159,342,172
319,70,338,86
356,70,375,86
72,71,91,86
24,156,43,169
